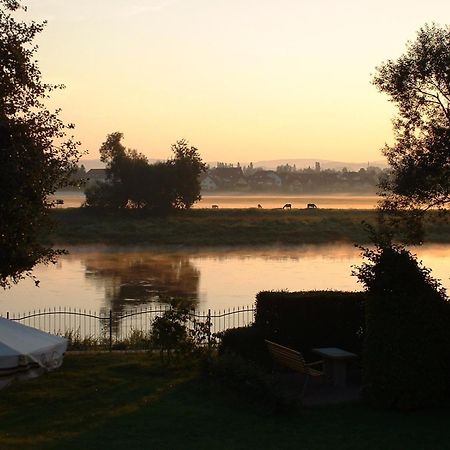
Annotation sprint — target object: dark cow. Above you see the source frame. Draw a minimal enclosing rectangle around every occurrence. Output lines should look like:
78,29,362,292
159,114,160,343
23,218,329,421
257,204,262,208
307,203,317,209
283,203,292,209
212,204,219,209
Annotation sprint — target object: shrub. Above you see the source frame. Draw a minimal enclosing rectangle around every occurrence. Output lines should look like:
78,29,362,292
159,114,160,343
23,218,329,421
356,244,450,409
112,329,152,350
150,308,216,360
150,309,191,358
255,291,365,359
64,330,106,351
207,353,300,413
218,326,271,367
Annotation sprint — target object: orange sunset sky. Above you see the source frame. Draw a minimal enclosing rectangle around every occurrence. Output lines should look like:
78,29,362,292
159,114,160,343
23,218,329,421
19,0,450,163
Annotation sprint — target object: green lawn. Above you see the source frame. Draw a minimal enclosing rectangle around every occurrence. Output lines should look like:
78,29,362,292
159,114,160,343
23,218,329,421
1,353,450,450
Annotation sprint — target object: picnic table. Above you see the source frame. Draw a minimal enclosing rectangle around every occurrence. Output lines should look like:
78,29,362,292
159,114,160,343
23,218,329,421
312,347,357,387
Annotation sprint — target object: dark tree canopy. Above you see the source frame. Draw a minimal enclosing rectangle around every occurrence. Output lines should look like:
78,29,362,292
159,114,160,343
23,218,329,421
169,139,206,209
85,133,205,211
374,23,450,224
353,23,450,411
0,1,82,288
355,243,450,409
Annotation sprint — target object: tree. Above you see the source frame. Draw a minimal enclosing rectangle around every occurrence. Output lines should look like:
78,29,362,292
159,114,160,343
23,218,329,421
373,23,450,240
0,1,82,288
354,26,450,407
93,132,152,208
170,139,207,209
85,134,205,211
355,243,450,409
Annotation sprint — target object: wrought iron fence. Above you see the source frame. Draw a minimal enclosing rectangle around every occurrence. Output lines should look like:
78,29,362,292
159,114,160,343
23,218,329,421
1,305,256,351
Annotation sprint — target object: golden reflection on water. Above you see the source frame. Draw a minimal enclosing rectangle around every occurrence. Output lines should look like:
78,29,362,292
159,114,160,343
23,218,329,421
49,192,379,209
195,194,379,209
0,244,448,314
82,252,200,314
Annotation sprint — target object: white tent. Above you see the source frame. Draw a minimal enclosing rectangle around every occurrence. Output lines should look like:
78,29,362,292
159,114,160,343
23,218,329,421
0,317,68,389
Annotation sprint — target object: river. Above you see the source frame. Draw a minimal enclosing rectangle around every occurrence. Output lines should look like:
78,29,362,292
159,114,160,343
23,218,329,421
49,192,379,209
1,244,448,316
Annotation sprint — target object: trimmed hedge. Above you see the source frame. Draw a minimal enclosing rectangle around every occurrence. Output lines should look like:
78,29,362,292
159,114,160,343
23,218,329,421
219,291,365,365
254,291,366,359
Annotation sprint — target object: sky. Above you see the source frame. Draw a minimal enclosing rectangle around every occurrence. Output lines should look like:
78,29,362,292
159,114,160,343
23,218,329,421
17,0,450,163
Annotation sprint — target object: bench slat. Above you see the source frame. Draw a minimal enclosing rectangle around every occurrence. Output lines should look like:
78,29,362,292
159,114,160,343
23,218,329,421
265,339,323,377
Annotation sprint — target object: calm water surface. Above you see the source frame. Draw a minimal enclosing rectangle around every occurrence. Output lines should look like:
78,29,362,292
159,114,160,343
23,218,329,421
1,244,448,315
50,192,378,209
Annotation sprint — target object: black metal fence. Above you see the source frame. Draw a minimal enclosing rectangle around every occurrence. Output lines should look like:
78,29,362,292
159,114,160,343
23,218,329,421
2,305,255,350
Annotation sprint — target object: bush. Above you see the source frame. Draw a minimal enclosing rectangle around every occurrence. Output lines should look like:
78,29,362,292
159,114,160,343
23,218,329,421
150,309,192,358
218,326,271,367
356,244,450,410
207,353,301,413
255,291,365,359
150,308,215,360
84,182,127,209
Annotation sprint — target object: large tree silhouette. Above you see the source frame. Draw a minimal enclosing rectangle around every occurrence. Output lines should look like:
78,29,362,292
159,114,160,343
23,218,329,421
373,23,450,241
0,1,82,287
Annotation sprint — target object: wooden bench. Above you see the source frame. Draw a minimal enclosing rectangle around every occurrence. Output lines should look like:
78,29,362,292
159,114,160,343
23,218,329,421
265,340,324,396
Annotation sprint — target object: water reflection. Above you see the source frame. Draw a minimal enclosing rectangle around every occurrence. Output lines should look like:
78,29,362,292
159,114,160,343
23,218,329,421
0,244,448,315
82,252,201,314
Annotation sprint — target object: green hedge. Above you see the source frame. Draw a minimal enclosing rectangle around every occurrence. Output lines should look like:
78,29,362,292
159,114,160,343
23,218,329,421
254,291,366,359
218,326,271,367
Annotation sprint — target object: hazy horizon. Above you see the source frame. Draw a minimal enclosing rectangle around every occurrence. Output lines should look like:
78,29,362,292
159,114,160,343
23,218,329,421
79,156,388,171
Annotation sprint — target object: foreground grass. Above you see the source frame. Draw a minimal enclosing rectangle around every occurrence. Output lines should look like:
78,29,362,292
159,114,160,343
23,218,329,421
48,208,450,246
1,353,450,450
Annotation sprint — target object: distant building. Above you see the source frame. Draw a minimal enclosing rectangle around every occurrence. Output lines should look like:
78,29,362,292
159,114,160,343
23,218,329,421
86,169,107,186
199,174,218,191
209,167,248,190
315,162,321,172
248,170,282,190
280,173,304,192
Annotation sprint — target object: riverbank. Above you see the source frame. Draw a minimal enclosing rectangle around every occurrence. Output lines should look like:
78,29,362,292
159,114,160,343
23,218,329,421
48,208,450,246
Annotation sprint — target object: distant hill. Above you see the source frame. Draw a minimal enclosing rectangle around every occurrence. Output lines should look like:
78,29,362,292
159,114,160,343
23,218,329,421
251,158,388,171
80,157,388,172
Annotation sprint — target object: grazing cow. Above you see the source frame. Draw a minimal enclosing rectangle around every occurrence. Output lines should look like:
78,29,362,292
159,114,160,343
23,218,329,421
257,204,262,208
283,203,292,209
307,203,317,209
212,204,219,209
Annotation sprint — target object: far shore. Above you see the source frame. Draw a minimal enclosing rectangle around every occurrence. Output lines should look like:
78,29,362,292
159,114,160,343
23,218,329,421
48,208,450,246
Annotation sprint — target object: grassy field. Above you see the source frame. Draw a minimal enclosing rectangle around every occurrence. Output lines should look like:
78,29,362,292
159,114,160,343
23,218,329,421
48,208,450,246
1,353,450,450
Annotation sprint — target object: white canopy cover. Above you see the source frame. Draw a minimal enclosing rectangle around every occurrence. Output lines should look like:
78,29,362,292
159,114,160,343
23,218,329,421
0,317,68,389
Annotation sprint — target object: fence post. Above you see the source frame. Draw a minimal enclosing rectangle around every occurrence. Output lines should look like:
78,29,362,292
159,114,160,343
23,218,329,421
109,310,113,352
207,309,211,352
6,312,9,320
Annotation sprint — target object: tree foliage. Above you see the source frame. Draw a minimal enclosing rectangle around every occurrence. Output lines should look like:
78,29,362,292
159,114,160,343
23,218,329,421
170,139,206,209
0,0,82,288
355,243,450,409
85,133,205,211
374,24,450,241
